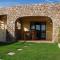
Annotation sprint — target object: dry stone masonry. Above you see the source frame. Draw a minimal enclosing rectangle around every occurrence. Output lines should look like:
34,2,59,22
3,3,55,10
0,3,60,43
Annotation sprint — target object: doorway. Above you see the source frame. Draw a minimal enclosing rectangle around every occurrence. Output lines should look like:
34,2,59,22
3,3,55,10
0,15,7,42
30,22,46,40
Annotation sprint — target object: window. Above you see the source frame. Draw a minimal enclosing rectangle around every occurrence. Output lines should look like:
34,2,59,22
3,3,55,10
41,24,46,31
36,25,40,30
40,24,46,39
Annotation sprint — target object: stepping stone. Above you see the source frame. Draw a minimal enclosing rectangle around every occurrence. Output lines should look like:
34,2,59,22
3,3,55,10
29,44,32,45
17,49,23,51
8,52,15,56
58,43,60,48
24,46,28,47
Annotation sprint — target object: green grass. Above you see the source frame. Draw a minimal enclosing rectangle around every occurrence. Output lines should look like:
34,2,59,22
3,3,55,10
0,42,60,60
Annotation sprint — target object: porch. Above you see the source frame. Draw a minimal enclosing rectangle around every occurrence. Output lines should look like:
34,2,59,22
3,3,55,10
15,16,53,41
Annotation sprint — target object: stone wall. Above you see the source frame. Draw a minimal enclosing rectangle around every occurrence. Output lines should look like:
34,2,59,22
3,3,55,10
0,3,60,42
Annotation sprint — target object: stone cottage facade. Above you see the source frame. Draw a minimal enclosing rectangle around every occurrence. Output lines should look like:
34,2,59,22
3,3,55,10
0,3,60,43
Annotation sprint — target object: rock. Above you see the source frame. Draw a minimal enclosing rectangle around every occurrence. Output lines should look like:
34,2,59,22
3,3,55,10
8,52,15,56
58,43,60,48
17,49,23,51
24,46,28,47
29,44,32,45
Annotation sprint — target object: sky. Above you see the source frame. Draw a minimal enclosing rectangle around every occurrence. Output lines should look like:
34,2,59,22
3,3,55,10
0,0,60,7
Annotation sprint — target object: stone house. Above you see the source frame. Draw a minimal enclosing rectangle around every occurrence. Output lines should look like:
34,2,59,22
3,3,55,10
0,3,60,43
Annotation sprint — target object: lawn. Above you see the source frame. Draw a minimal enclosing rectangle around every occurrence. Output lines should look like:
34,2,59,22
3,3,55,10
0,42,60,60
